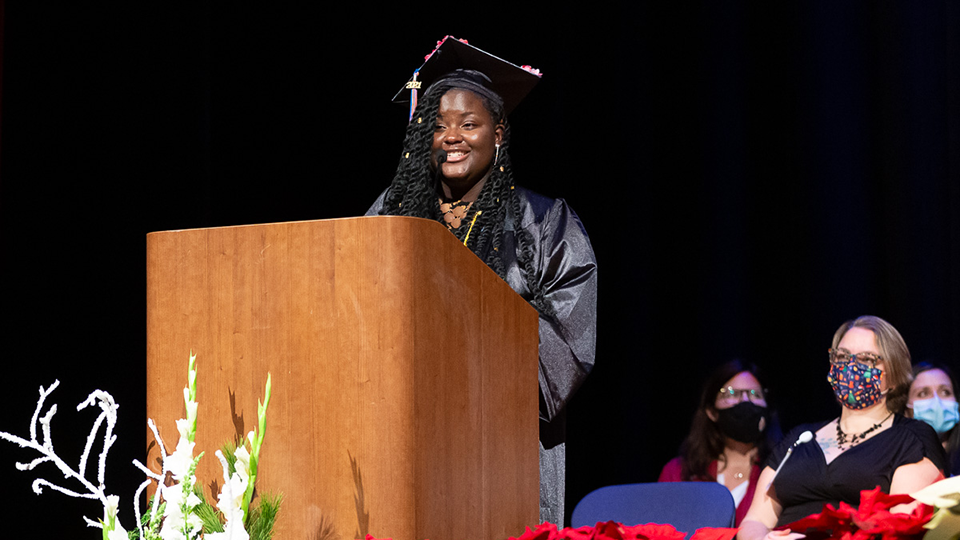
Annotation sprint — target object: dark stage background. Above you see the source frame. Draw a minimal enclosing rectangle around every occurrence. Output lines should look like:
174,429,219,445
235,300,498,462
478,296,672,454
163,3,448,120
2,1,959,536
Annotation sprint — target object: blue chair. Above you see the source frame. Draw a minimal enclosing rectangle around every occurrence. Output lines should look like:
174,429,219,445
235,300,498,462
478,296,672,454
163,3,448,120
571,482,736,536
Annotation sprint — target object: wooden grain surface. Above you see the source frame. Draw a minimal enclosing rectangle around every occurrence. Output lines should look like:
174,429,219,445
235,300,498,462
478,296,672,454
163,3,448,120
145,216,539,540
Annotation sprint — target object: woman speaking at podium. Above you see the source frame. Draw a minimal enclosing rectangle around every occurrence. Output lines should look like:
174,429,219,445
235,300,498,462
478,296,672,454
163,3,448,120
738,316,945,540
366,37,598,526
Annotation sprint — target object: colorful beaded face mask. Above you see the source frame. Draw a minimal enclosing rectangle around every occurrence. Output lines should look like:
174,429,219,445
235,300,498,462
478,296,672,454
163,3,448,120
827,360,885,410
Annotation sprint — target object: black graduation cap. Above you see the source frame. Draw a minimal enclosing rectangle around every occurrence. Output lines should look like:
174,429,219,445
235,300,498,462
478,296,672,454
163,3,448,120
393,36,542,119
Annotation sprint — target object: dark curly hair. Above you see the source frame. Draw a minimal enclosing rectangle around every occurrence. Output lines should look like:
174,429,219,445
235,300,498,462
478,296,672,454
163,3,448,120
377,79,551,316
678,359,783,481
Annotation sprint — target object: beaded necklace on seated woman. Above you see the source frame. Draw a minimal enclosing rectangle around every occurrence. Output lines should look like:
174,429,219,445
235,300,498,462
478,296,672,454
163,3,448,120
737,316,945,540
817,327,896,464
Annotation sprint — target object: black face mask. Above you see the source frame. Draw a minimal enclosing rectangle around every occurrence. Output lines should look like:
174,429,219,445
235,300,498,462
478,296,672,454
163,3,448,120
715,401,768,443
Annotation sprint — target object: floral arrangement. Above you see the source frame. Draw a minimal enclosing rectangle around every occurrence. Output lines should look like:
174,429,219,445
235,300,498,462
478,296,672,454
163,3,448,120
8,354,960,540
363,522,738,540
505,522,738,540
912,476,960,540
780,487,933,540
358,479,960,540
0,353,277,540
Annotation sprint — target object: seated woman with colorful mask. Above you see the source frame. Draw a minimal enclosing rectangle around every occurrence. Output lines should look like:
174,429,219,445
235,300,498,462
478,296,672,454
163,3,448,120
737,316,947,540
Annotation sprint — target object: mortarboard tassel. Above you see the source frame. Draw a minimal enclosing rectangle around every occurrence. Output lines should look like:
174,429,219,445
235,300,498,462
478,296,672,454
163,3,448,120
408,70,420,122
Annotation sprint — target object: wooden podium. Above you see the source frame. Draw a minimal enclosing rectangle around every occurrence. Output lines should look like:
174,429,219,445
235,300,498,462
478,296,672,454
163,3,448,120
146,216,540,540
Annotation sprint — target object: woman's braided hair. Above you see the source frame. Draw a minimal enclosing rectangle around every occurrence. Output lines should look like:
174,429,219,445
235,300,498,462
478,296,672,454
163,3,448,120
378,78,550,316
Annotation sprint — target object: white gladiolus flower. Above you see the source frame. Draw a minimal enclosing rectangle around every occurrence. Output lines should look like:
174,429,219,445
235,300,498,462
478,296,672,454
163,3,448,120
1,356,278,540
211,476,250,539
164,419,197,481
175,418,191,440
234,441,252,482
185,399,198,423
159,526,188,540
159,487,203,540
105,494,120,520
207,448,251,540
103,494,128,540
165,439,196,482
183,389,198,420
221,471,248,511
159,485,181,512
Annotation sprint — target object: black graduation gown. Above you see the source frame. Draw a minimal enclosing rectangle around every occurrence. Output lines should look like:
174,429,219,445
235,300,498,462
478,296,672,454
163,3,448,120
366,186,598,525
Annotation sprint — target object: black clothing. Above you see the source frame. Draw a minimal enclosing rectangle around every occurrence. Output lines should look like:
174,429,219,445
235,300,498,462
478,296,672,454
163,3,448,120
769,415,946,527
367,186,598,525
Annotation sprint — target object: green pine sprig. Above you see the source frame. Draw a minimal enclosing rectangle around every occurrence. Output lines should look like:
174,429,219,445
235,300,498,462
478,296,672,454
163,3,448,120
247,491,283,540
133,497,165,540
192,483,225,535
220,439,241,477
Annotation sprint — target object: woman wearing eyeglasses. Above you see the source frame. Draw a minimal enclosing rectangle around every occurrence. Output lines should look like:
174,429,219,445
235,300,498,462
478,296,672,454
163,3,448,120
659,359,783,525
738,315,947,540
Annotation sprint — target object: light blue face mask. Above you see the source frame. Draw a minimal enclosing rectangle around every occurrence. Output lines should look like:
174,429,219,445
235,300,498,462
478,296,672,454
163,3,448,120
911,396,960,435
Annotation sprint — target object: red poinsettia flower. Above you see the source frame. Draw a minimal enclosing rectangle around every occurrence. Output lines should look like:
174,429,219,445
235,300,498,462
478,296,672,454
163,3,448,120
687,527,739,540
625,522,688,540
782,502,855,536
855,502,933,540
780,487,933,540
563,523,604,540
595,520,632,539
510,521,700,540
854,487,914,517
366,490,933,540
509,522,562,540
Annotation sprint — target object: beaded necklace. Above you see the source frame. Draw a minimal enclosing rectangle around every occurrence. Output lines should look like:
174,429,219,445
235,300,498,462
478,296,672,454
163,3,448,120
835,412,893,451
440,199,474,229
439,198,484,248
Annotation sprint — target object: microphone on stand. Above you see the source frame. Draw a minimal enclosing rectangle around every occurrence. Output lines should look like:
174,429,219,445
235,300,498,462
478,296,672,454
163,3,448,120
434,150,447,192
766,430,814,490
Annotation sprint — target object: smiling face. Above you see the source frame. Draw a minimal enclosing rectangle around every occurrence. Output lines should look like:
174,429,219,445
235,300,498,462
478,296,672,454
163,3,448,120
431,89,504,199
